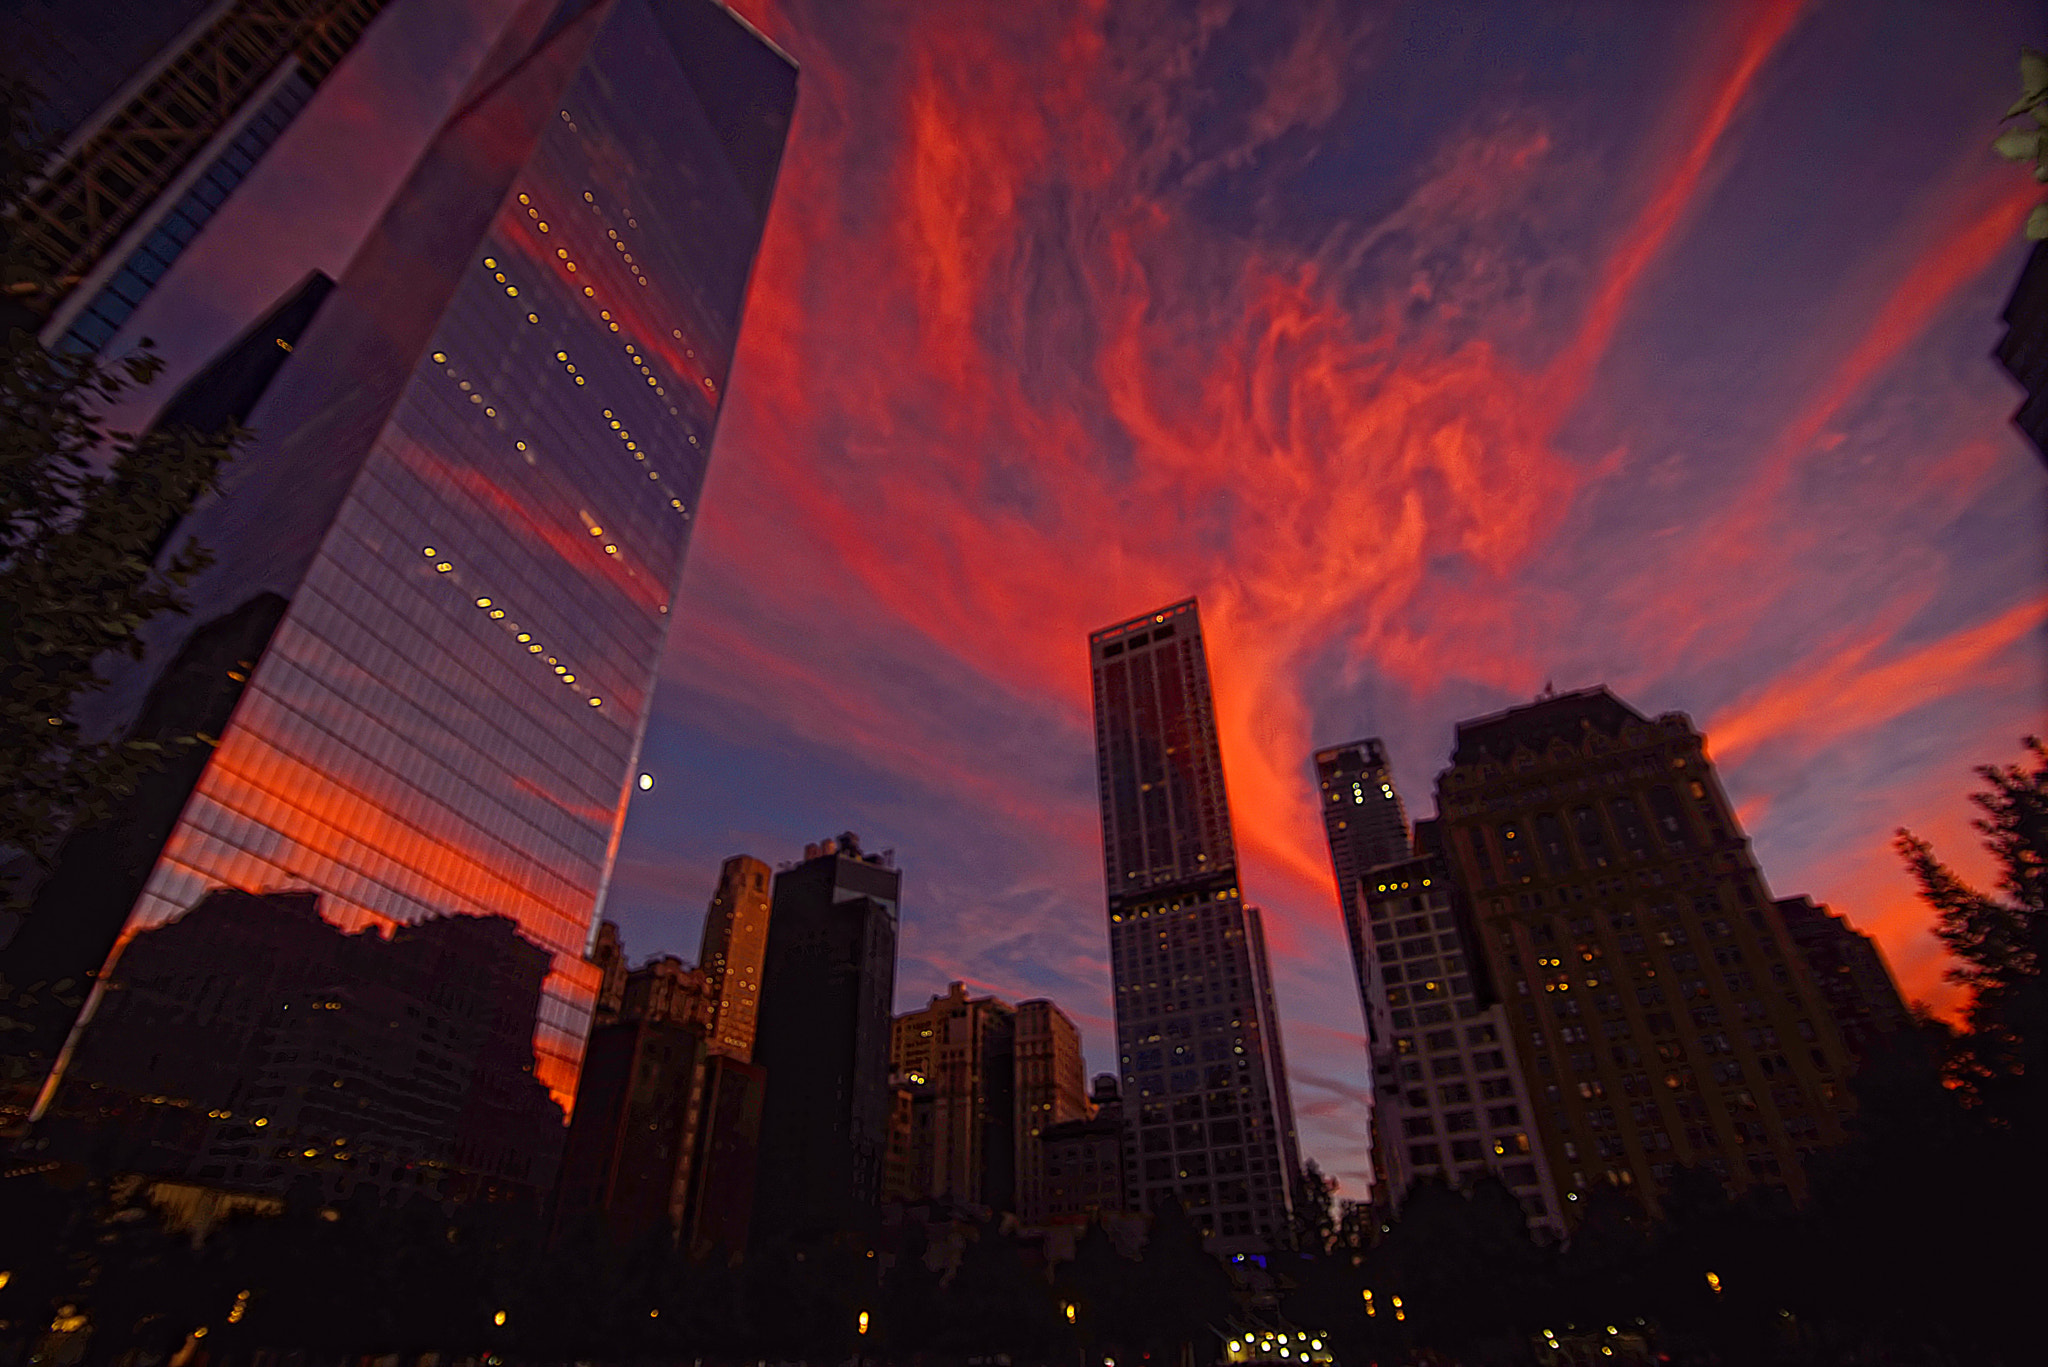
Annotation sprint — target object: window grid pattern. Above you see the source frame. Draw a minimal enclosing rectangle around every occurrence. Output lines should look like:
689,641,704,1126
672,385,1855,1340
124,6,768,1114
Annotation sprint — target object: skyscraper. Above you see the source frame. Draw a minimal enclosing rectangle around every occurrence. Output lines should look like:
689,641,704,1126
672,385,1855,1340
699,854,773,1059
1312,737,1411,1048
751,834,900,1248
1357,841,1560,1232
1089,598,1299,1252
2,0,391,355
13,0,797,1133
1434,688,1855,1212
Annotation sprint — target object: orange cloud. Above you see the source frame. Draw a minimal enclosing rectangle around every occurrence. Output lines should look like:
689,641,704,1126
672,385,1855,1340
1708,595,2048,766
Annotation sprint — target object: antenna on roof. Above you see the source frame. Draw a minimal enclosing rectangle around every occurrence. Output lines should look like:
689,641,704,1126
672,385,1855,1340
1538,679,1556,701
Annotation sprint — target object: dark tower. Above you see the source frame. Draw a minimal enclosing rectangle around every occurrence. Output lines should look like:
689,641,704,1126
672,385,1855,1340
750,834,900,1248
1089,598,1298,1252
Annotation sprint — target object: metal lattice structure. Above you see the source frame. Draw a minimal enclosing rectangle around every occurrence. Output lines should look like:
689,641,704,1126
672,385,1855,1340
10,0,386,304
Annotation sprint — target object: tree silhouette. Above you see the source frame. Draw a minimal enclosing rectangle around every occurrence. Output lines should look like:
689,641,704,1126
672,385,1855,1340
1896,736,2047,1138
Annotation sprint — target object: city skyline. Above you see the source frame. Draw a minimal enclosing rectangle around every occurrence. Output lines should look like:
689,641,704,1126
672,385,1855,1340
52,0,2048,1200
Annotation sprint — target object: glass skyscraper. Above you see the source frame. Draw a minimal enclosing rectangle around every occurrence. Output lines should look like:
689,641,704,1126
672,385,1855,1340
1089,599,1299,1252
26,0,796,1170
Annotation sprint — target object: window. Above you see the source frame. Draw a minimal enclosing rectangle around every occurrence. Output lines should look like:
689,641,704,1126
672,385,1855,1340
1407,1144,1442,1168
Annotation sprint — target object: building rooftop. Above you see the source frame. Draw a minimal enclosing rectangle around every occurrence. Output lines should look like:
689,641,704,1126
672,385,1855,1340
1449,686,1651,767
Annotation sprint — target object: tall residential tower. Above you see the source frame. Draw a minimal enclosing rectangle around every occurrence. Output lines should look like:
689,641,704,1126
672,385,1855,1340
1089,599,1299,1252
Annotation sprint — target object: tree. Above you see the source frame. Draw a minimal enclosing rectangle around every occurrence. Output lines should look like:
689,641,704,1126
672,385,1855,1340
1894,736,2047,1134
1289,1159,1336,1254
1995,48,2048,239
0,76,244,905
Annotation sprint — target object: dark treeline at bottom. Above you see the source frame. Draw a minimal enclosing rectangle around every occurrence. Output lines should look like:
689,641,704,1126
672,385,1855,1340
0,1016,2032,1367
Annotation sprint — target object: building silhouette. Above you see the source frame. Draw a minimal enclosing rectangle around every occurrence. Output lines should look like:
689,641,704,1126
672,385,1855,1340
1089,598,1299,1252
699,854,773,1059
1773,895,1910,1063
1032,1073,1128,1227
44,888,563,1202
1357,839,1561,1232
1014,997,1090,1223
1433,687,1855,1213
9,0,797,1132
752,834,900,1248
890,982,1017,1209
2,0,390,354
553,929,762,1258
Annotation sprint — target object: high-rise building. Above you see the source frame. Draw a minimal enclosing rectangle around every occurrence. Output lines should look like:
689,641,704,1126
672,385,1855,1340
9,0,797,1129
1014,998,1089,1223
1773,896,1911,1063
1313,738,1412,1048
553,993,710,1250
2,0,391,355
552,924,759,1256
45,887,563,1203
1357,844,1561,1232
1434,688,1855,1213
1089,598,1300,1252
1314,740,1413,911
889,981,1017,1209
699,854,772,1059
1036,1074,1128,1226
752,834,900,1248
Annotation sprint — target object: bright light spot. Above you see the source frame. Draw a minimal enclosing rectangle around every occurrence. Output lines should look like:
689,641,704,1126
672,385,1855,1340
493,1311,506,1327
638,774,653,791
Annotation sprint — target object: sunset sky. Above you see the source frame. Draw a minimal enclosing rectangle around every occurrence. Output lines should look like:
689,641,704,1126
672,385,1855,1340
128,0,2048,1198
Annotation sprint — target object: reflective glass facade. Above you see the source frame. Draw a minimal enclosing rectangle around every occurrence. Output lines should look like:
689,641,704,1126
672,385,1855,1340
59,0,796,1122
1089,600,1300,1253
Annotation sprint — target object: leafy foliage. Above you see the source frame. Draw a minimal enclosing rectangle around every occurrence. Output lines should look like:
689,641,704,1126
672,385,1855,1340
1894,736,2047,1127
0,79,244,894
1995,47,2048,238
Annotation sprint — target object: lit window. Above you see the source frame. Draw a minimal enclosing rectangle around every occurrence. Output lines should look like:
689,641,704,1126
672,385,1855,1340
475,597,491,607
436,562,452,572
506,286,519,296
518,194,529,204
432,352,446,363
483,257,496,268
588,697,602,707
517,633,531,642
526,313,538,323
422,547,436,556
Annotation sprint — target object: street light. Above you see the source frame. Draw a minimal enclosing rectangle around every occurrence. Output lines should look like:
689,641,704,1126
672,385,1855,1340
857,1310,870,1335
493,1310,507,1327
